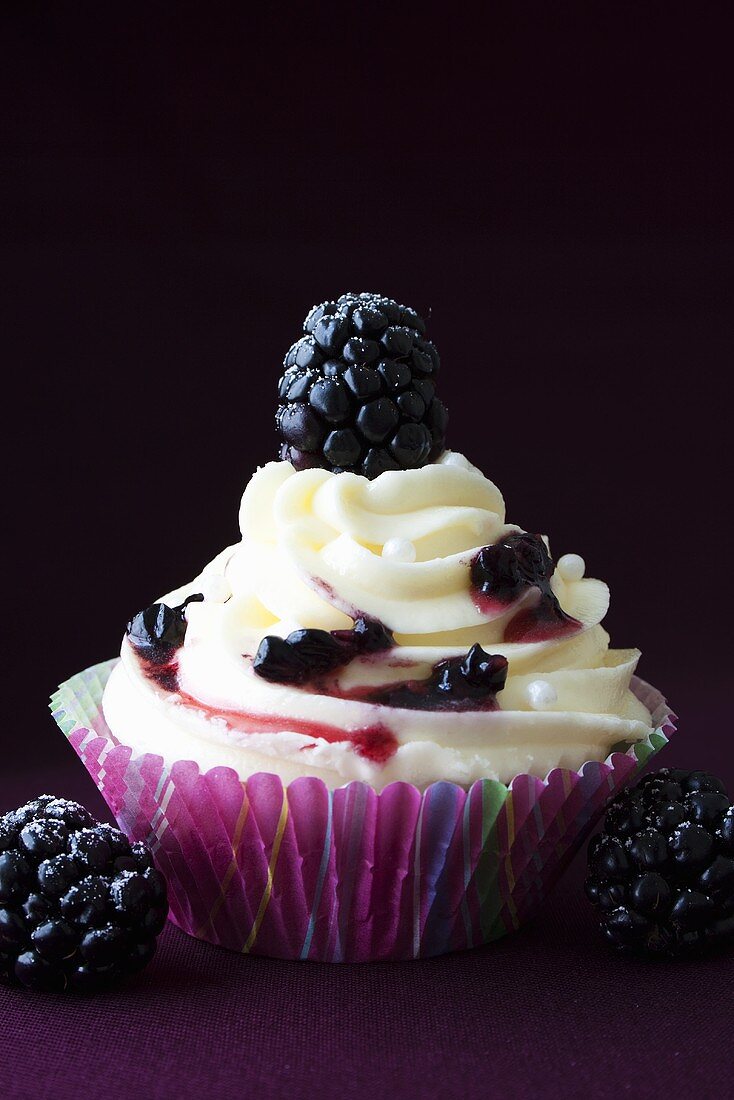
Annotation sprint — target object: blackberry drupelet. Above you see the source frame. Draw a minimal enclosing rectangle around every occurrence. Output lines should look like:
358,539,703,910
276,292,448,477
0,796,168,992
585,769,734,957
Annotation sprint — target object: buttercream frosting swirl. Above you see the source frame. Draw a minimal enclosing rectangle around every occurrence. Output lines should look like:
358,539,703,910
103,452,653,789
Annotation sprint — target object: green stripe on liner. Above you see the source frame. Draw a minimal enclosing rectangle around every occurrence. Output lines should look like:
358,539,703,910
486,913,514,944
50,660,118,739
632,729,669,770
470,727,671,945
472,779,511,943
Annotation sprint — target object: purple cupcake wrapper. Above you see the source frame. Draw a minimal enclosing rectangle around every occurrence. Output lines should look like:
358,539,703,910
51,660,675,962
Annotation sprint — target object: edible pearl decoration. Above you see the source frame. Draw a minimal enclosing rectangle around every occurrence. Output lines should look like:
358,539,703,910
527,680,558,710
199,574,232,603
557,553,586,582
382,537,417,563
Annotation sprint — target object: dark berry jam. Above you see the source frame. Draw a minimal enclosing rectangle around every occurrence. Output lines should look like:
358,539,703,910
350,644,508,712
126,594,204,663
253,618,394,684
173,688,399,764
470,533,581,642
127,594,204,693
344,724,398,764
142,660,180,692
254,616,508,713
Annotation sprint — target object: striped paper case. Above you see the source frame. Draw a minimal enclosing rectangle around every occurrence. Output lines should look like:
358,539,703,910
51,660,675,962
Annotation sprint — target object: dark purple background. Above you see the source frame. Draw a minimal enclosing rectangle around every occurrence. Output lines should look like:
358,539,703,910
2,6,732,1099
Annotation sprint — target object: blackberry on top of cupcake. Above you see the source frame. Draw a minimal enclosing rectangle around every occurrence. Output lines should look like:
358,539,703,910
276,292,448,479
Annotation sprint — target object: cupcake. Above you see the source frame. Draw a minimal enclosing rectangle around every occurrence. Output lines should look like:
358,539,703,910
53,292,674,961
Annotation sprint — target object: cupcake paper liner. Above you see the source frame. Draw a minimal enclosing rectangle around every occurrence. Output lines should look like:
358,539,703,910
51,660,675,962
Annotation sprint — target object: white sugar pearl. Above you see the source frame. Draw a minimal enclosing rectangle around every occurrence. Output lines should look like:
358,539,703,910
200,574,232,603
527,680,558,710
557,553,586,582
382,537,417,563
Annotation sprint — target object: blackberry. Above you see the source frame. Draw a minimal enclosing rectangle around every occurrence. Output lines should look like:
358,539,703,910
277,292,448,477
585,769,734,957
0,796,167,992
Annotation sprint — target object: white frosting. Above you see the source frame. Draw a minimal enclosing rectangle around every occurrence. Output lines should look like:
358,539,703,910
103,452,653,790
197,574,232,604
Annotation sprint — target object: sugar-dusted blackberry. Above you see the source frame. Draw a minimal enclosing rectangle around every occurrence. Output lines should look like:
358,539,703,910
277,292,448,478
585,768,734,957
0,796,168,992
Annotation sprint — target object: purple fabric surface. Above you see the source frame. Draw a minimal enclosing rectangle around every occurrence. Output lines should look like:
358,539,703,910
2,744,733,1100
